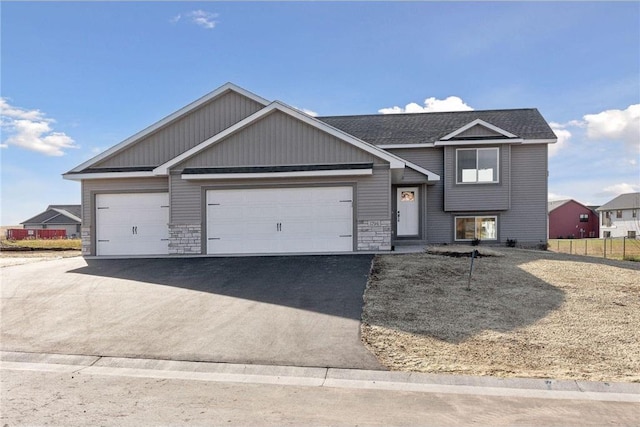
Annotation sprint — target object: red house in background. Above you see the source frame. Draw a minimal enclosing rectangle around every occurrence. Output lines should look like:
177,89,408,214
548,199,599,239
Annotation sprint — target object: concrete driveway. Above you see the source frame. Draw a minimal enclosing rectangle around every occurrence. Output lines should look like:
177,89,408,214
0,255,382,370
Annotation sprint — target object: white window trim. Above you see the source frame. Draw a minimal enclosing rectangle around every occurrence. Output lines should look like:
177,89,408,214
455,147,500,184
454,215,498,241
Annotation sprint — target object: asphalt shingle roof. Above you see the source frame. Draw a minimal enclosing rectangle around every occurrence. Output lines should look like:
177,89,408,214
22,205,81,225
319,108,557,146
596,193,640,211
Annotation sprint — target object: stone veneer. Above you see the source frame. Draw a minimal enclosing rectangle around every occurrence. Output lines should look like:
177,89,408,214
357,220,392,251
169,224,202,255
81,227,91,256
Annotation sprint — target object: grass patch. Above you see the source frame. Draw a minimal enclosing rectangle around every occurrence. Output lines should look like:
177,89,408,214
362,248,640,382
1,239,81,251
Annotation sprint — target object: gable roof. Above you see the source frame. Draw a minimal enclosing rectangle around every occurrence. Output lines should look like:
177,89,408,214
548,199,571,212
67,83,269,174
21,205,81,225
596,193,640,211
155,101,408,174
319,108,557,147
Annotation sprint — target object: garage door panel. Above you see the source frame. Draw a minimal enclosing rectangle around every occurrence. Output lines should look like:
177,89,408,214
96,193,169,256
207,187,353,254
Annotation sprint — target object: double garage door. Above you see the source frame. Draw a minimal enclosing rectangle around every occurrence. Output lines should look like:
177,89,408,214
95,187,353,256
207,187,354,254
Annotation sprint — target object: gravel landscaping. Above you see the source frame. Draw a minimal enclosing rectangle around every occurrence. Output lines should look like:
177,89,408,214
361,247,640,383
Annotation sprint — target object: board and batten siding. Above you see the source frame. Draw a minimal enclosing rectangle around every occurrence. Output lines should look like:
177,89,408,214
388,147,451,244
170,166,390,225
93,91,264,168
443,145,511,212
179,111,377,168
500,144,548,244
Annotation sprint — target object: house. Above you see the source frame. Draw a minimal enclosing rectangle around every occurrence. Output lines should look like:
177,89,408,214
596,193,640,238
548,199,599,239
63,83,557,257
20,205,82,238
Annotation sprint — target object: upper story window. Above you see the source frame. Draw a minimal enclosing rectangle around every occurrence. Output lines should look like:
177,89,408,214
579,213,589,222
616,210,623,218
456,148,499,184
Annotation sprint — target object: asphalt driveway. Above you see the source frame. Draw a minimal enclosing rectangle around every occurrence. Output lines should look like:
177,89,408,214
1,255,382,370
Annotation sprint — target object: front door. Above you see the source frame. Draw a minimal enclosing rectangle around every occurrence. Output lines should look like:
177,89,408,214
396,187,419,236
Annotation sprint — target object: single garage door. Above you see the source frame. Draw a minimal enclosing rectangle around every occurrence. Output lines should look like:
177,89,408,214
96,193,169,256
206,187,353,254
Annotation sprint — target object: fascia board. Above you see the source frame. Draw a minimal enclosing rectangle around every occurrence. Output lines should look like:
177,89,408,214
181,169,373,180
157,102,407,174
376,143,435,149
441,119,518,140
67,83,269,173
62,171,157,181
435,138,523,146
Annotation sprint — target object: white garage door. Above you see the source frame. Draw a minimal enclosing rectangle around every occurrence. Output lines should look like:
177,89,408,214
206,187,353,254
96,193,169,256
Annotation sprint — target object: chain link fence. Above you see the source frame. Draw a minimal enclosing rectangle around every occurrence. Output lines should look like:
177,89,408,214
548,237,640,261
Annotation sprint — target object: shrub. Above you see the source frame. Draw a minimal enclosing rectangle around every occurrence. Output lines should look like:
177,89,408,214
506,238,517,248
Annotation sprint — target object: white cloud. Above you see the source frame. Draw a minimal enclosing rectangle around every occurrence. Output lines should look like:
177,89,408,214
596,182,640,198
379,96,473,114
0,98,78,156
584,104,640,153
548,192,572,201
548,122,572,157
170,14,181,24
186,10,218,29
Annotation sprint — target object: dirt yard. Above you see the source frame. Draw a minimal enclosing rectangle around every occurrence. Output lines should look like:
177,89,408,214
361,247,640,383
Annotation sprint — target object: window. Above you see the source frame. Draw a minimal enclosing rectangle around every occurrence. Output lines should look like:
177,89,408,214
633,210,637,218
603,231,611,238
603,211,612,227
616,210,623,219
628,231,637,239
455,216,497,241
456,148,499,183
579,213,589,222
400,191,415,202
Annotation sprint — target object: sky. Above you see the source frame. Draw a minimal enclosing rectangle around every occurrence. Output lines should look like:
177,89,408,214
1,1,639,225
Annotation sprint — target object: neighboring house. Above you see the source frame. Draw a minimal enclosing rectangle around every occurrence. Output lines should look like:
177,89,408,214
63,83,557,257
548,199,599,239
21,205,82,237
596,193,640,238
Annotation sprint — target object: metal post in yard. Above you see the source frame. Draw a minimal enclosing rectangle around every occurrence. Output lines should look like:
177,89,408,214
604,237,607,259
467,249,479,291
570,240,573,254
585,239,587,256
623,237,626,259
557,240,560,252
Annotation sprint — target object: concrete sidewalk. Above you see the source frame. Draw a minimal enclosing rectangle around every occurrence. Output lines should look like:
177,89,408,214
3,350,638,403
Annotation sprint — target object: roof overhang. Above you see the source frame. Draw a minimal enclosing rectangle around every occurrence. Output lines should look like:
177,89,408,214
180,163,374,180
63,171,157,181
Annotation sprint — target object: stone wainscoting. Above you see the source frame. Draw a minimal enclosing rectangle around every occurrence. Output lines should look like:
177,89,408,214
357,220,392,251
81,227,91,256
169,224,202,255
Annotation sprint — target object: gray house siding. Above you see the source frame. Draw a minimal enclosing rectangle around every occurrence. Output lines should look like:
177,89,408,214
169,166,391,253
81,177,169,255
387,147,451,244
500,144,548,245
443,145,511,212
179,111,378,169
456,124,503,138
93,91,264,168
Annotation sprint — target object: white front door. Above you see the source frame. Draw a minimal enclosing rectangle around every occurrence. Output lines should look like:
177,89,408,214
206,187,353,254
96,193,169,256
396,187,419,236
